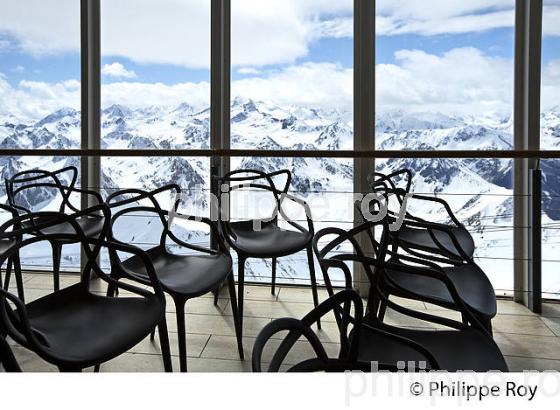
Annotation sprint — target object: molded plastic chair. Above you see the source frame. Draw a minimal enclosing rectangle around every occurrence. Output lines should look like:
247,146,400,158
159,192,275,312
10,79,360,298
0,203,24,302
369,169,475,260
106,185,243,372
307,222,507,372
215,169,321,343
363,172,495,332
5,166,105,292
0,205,172,372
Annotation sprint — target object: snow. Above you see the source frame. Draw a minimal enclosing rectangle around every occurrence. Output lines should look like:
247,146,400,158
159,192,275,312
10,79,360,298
1,101,559,298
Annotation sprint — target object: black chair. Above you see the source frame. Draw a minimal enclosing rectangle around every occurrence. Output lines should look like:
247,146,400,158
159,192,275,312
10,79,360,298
215,169,321,340
1,204,24,302
0,335,21,372
106,185,243,372
361,182,496,332
369,169,475,260
0,205,172,372
5,166,105,292
309,222,507,372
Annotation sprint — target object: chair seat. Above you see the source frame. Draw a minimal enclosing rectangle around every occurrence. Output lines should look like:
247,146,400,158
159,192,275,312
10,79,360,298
385,261,497,319
356,320,508,372
396,224,475,258
122,249,232,298
229,220,311,257
23,284,162,367
23,215,105,239
0,239,17,255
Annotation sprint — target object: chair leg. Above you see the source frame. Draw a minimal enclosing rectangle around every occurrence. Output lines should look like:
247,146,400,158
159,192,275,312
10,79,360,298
378,300,388,322
213,286,220,307
237,257,246,347
307,246,321,330
3,258,12,290
93,364,100,373
150,328,156,341
0,336,21,372
271,257,277,295
106,281,118,298
478,316,493,336
157,317,173,372
175,301,188,372
12,254,25,303
227,271,244,360
51,242,63,292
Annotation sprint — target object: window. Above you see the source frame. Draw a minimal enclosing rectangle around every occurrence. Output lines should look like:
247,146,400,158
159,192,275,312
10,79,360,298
100,0,211,254
375,1,516,295
0,0,81,271
541,0,560,299
230,0,353,285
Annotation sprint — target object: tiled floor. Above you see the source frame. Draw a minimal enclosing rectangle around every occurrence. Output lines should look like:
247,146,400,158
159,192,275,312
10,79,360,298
5,273,560,372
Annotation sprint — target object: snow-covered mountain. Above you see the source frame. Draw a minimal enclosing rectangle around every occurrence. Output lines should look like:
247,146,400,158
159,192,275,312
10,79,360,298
1,99,559,296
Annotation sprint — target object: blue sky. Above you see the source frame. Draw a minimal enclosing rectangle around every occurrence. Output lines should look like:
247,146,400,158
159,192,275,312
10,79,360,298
1,1,559,118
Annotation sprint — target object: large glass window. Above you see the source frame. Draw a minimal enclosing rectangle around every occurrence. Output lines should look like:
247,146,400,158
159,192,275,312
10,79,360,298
0,0,81,271
100,0,211,255
230,0,353,285
375,1,516,295
541,0,560,299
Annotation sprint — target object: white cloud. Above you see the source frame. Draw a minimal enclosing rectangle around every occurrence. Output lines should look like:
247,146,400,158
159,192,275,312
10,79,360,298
231,62,352,110
12,65,25,73
3,45,557,122
102,63,137,79
376,0,515,36
376,47,514,115
542,59,560,110
101,81,210,110
237,67,261,75
0,75,80,122
543,5,560,36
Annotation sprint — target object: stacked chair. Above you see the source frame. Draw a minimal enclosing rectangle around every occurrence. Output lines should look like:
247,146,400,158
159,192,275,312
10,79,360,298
366,169,497,333
253,218,507,372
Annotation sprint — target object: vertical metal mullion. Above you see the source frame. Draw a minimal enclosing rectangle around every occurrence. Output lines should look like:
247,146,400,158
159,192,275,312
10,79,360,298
211,0,231,177
513,0,542,309
80,0,101,272
353,0,375,296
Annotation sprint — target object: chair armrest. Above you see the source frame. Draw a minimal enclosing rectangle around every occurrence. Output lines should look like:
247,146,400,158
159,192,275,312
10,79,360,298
406,193,463,227
0,203,18,219
277,192,314,235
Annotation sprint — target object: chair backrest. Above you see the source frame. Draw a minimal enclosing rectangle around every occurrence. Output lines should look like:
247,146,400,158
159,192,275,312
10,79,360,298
106,184,181,251
252,289,364,372
5,166,79,215
215,169,291,225
0,205,165,363
368,168,413,195
106,185,220,275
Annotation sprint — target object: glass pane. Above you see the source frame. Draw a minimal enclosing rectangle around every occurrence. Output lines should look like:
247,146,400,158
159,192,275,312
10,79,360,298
375,1,516,295
541,0,560,299
230,0,353,285
100,0,211,260
0,0,81,271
